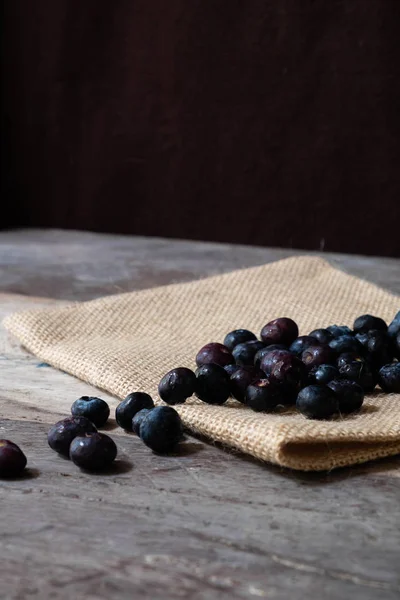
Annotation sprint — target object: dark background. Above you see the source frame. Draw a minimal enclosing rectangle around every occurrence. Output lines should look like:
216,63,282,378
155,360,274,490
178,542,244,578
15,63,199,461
2,0,400,256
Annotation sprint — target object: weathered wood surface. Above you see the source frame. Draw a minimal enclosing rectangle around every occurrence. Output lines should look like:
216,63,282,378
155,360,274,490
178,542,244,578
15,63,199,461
0,229,399,600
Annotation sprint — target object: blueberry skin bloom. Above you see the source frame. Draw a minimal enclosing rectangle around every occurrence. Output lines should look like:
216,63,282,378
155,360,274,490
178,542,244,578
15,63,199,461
48,416,97,456
69,432,117,470
71,396,110,427
140,406,182,453
0,440,27,477
296,385,338,420
116,392,154,431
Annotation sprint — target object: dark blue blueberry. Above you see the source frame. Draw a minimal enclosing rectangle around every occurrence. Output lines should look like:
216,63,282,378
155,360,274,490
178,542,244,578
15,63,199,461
396,332,400,359
289,336,320,357
47,416,97,456
71,396,110,427
69,432,117,470
327,379,364,414
308,364,339,385
140,406,182,453
260,349,293,375
195,343,234,368
158,367,196,405
338,361,376,393
309,328,334,345
253,345,288,368
223,329,257,351
268,354,307,403
0,440,27,477
195,364,231,404
326,325,353,338
353,314,387,334
355,330,393,369
245,379,282,412
301,345,335,370
116,392,154,431
378,363,400,393
132,408,152,435
329,335,363,355
387,311,400,339
229,366,264,403
232,340,266,366
296,385,338,420
260,318,299,346
224,364,241,377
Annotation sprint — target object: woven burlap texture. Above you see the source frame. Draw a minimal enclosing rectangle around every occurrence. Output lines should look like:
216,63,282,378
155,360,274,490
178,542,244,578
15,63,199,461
3,256,400,471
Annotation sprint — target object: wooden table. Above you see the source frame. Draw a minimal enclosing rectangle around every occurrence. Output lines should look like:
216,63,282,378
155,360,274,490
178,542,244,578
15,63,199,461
1,229,399,600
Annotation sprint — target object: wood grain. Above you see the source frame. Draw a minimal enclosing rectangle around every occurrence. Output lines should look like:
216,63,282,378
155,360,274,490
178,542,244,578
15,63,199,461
1,230,399,599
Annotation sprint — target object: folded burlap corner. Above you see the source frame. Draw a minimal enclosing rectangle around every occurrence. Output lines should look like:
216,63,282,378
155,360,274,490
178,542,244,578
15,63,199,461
3,256,400,471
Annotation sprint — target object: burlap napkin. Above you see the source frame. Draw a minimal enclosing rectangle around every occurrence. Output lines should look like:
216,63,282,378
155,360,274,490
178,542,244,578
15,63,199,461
3,256,400,471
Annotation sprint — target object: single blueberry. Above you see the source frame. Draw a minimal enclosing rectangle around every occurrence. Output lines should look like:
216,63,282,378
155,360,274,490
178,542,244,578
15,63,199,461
387,311,400,339
69,432,117,470
245,379,282,412
326,325,353,338
260,318,299,346
301,344,335,370
132,408,152,435
309,328,334,345
329,335,363,355
296,385,338,420
230,366,264,403
0,440,27,477
378,363,400,393
116,392,154,431
353,314,387,334
71,396,110,427
260,349,293,375
158,367,196,405
140,406,182,453
254,345,288,369
232,340,266,366
308,364,339,385
327,379,364,414
48,416,97,456
355,330,393,369
268,354,307,403
290,336,320,357
195,364,231,404
195,342,234,368
223,329,257,351
338,361,376,393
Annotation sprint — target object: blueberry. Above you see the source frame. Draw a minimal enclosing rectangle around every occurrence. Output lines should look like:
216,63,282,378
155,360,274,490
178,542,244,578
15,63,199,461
355,330,393,369
296,385,338,420
260,318,299,346
337,352,366,370
327,379,364,414
0,440,27,477
338,361,376,393
260,349,293,375
301,344,335,370
48,416,97,456
195,364,231,404
289,336,320,357
71,396,110,427
223,329,257,351
253,345,288,368
245,379,282,412
132,408,152,435
69,432,117,470
308,364,339,385
268,354,307,403
158,367,196,405
224,364,241,377
387,311,400,339
309,328,334,345
195,343,234,368
229,366,264,402
326,325,353,338
396,332,400,359
232,340,266,366
329,335,363,355
353,314,387,334
378,363,400,393
140,406,182,453
116,392,154,431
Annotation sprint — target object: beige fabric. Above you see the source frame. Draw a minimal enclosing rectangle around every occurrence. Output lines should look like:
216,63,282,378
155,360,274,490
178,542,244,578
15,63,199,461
3,256,400,471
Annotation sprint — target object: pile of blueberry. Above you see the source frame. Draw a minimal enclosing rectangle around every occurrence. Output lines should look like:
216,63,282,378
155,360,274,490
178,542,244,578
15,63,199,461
157,311,400,420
